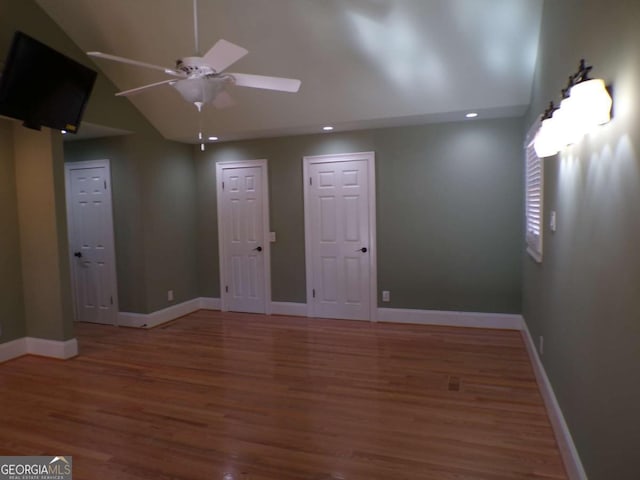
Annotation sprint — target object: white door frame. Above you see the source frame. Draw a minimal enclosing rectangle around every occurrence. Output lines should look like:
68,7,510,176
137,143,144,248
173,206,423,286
64,159,119,325
303,151,377,321
216,159,272,314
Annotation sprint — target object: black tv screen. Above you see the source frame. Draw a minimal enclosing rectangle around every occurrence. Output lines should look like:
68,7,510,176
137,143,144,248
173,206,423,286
0,31,97,133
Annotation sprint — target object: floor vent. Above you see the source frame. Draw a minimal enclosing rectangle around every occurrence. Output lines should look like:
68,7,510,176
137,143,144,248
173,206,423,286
448,376,461,391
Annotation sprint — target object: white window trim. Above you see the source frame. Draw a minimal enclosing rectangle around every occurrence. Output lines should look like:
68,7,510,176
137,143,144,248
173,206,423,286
525,119,543,263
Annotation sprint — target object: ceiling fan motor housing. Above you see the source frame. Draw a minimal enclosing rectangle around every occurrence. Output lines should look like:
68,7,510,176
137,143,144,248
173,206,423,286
176,56,216,76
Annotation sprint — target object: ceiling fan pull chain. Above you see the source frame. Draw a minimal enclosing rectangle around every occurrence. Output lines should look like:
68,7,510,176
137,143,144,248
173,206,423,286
195,101,205,150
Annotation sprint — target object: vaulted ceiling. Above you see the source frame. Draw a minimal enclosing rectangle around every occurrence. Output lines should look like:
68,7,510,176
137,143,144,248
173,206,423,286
36,0,543,143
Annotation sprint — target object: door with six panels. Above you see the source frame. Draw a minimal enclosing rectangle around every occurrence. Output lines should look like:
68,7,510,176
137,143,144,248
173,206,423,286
217,160,270,314
65,160,118,325
304,152,376,321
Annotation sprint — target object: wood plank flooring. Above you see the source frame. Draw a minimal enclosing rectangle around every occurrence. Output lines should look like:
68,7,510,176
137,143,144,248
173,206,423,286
0,311,567,480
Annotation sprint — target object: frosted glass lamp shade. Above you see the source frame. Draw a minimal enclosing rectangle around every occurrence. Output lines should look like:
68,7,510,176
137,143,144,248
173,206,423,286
172,78,225,104
570,79,612,126
554,97,588,146
534,117,561,158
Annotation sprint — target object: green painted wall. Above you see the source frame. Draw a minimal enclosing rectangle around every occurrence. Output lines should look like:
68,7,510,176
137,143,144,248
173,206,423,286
523,0,640,478
196,118,524,313
140,140,198,313
14,126,74,341
0,120,26,342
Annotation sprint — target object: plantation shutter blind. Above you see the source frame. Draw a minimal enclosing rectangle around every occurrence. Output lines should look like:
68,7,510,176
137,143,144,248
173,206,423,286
525,137,543,262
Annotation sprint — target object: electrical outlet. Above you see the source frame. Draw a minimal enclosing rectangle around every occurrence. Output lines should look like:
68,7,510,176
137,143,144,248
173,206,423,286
382,290,390,302
550,211,557,232
167,290,174,302
539,336,544,356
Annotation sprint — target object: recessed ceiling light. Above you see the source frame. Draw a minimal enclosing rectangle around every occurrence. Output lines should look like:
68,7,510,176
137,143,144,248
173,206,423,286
465,112,479,118
61,130,67,134
208,136,218,141
200,143,205,151
322,126,334,131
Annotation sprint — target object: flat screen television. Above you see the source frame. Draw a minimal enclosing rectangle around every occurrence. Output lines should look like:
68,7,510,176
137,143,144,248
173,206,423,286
0,31,97,133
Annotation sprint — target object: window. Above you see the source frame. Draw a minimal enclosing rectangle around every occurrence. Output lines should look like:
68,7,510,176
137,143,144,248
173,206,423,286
525,122,543,262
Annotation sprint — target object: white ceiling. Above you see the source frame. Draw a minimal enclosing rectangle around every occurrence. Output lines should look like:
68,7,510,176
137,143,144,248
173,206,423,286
37,0,543,143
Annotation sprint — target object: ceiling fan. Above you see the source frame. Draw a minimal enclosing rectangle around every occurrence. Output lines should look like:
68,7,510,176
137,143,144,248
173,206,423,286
86,0,301,136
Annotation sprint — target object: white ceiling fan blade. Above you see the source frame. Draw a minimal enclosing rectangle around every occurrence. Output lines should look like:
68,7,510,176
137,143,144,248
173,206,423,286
230,73,301,93
213,90,236,109
202,40,248,73
115,79,176,97
87,52,186,78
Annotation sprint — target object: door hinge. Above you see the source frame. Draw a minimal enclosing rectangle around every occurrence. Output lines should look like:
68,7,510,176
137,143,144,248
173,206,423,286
104,180,107,190
312,288,316,298
225,286,229,293
110,296,113,305
222,181,225,190
309,177,312,186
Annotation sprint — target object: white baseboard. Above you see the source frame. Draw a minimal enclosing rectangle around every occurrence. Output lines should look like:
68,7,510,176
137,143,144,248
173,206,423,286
119,298,304,322
0,336,78,363
117,311,148,328
0,338,27,363
26,337,78,359
131,300,521,332
199,298,305,316
271,301,307,316
119,298,203,329
521,319,587,480
377,307,523,330
199,297,221,310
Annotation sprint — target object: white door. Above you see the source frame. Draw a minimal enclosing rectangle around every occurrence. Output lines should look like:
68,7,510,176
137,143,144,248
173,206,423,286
304,152,376,321
65,160,118,325
217,160,271,314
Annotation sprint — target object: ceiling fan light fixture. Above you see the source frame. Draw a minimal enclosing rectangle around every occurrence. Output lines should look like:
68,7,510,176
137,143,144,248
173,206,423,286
173,77,226,104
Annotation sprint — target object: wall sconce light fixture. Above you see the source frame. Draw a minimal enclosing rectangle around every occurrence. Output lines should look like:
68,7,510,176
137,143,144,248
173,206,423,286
534,102,561,158
534,59,612,158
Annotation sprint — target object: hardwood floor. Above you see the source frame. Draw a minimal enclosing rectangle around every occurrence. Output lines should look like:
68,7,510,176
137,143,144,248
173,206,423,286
0,311,567,480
